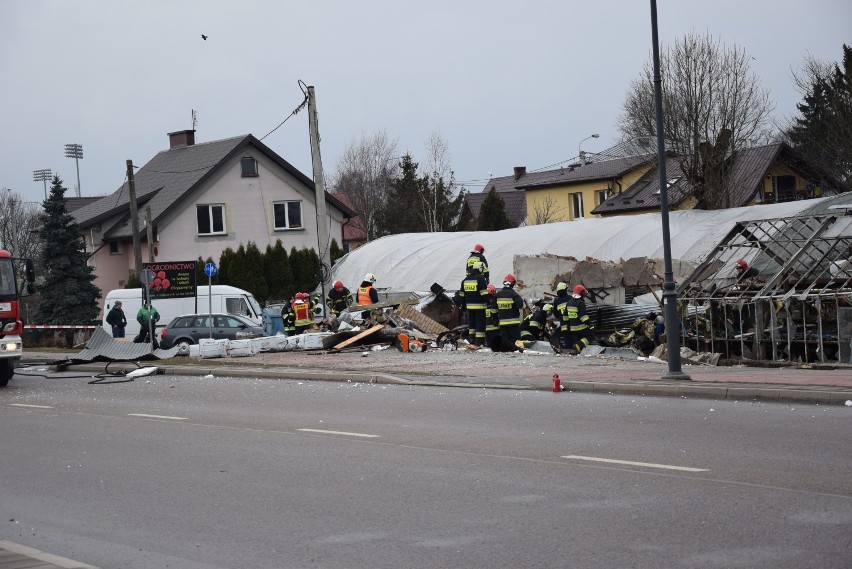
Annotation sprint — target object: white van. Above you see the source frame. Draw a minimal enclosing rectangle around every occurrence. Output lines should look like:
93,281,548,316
102,285,263,338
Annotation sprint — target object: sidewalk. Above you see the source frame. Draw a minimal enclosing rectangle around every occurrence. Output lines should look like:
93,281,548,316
19,348,852,405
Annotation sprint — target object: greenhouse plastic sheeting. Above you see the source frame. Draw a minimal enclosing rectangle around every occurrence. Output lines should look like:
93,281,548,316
331,200,822,295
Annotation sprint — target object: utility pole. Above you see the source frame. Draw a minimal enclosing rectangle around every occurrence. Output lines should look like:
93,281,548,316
307,85,332,311
145,205,155,262
126,160,143,278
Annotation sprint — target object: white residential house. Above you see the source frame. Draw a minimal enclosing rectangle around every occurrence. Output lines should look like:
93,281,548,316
72,129,356,308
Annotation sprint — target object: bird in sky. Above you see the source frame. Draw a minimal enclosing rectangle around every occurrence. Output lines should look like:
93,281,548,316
201,34,208,40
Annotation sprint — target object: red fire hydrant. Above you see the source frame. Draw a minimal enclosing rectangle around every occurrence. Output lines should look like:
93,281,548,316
552,373,561,392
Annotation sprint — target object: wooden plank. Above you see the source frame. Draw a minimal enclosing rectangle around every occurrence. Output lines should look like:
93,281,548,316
331,324,384,350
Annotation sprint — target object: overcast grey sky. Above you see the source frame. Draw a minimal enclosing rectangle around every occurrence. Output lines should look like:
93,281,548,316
1,0,849,205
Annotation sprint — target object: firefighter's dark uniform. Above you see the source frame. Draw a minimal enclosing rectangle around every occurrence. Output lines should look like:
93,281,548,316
465,251,490,283
520,307,549,341
485,294,500,346
282,306,296,336
552,289,571,348
326,287,353,316
494,284,524,351
564,294,593,353
454,268,489,346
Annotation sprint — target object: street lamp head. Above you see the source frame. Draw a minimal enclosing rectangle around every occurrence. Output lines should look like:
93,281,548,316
591,133,600,138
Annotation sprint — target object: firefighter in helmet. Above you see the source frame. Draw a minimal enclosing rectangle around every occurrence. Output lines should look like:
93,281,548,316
493,274,525,351
356,273,379,306
552,282,571,349
564,285,594,355
326,280,352,316
454,260,489,346
465,243,490,283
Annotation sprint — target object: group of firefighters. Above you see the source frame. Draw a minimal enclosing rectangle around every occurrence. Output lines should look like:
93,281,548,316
277,242,597,354
454,243,594,354
275,272,381,335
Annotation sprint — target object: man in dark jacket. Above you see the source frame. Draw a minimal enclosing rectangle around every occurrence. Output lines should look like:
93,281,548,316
106,301,127,338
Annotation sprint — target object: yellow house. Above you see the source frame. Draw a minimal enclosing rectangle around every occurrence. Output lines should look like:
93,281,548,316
591,143,844,217
517,155,655,224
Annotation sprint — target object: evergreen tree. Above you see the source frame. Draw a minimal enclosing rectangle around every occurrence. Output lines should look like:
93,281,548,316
477,188,516,230
330,238,344,266
227,244,251,291
264,241,294,302
244,241,268,302
787,44,852,188
218,247,236,287
33,176,101,345
382,154,426,234
290,247,320,293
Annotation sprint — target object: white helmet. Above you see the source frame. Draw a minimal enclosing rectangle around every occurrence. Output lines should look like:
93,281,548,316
363,273,377,283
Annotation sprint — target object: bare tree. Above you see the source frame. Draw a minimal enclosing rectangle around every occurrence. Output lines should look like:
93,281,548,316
330,130,399,241
620,32,775,209
0,190,42,263
418,130,462,232
531,195,567,225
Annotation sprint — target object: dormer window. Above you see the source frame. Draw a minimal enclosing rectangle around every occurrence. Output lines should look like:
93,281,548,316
241,157,258,177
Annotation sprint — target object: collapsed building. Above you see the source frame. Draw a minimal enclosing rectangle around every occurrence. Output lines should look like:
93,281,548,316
330,196,852,363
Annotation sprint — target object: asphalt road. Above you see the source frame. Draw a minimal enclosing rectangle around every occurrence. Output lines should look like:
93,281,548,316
2,371,851,568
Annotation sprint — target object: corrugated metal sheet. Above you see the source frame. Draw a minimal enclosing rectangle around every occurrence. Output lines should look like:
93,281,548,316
71,327,181,362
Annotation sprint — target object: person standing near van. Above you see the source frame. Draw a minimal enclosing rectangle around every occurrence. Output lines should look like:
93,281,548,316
135,301,160,345
106,301,127,338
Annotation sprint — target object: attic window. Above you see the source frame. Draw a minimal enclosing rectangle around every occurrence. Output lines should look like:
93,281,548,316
654,176,681,195
109,240,119,254
241,157,258,177
273,200,303,230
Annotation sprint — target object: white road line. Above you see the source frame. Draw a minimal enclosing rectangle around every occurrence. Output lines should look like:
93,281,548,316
10,403,53,409
128,413,188,421
297,428,380,438
562,455,708,472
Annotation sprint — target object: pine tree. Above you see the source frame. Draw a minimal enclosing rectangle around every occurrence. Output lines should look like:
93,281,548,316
330,238,344,266
787,44,852,188
477,188,516,230
244,242,268,302
264,241,294,303
382,154,426,234
33,176,101,345
217,248,235,286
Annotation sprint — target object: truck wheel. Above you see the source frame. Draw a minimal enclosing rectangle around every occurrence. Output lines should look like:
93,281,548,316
0,359,13,387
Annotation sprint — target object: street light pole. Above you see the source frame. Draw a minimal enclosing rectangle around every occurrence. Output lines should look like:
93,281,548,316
64,143,83,197
650,0,689,380
32,169,52,200
578,133,599,165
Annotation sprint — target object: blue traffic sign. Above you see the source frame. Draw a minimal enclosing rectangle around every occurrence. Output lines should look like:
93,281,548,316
204,262,218,277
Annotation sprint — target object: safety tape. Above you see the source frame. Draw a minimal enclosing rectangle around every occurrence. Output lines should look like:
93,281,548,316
25,325,99,329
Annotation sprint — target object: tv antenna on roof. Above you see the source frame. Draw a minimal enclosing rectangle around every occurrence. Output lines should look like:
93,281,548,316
191,109,197,131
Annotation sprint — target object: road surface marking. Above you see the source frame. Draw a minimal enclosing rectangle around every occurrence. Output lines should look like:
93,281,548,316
128,413,188,420
297,428,380,438
562,455,708,472
10,403,53,409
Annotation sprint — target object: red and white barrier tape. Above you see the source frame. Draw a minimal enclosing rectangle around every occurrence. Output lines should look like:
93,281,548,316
25,325,99,329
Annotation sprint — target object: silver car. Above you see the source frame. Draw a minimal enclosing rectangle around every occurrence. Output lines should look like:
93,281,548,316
159,313,264,354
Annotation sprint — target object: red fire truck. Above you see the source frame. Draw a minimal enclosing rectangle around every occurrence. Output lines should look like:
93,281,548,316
0,248,35,387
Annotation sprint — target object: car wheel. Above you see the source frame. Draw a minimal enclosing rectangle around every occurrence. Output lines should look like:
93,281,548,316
176,339,194,356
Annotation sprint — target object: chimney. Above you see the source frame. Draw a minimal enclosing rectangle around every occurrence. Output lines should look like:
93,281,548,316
513,166,526,181
168,129,196,148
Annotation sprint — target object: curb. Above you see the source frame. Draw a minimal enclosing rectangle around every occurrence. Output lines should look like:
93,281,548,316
36,360,852,405
0,540,98,569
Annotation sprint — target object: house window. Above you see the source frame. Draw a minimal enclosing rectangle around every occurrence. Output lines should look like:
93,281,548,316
572,192,584,219
772,175,796,201
197,204,226,235
109,240,119,254
596,189,610,207
241,157,258,177
273,201,303,230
